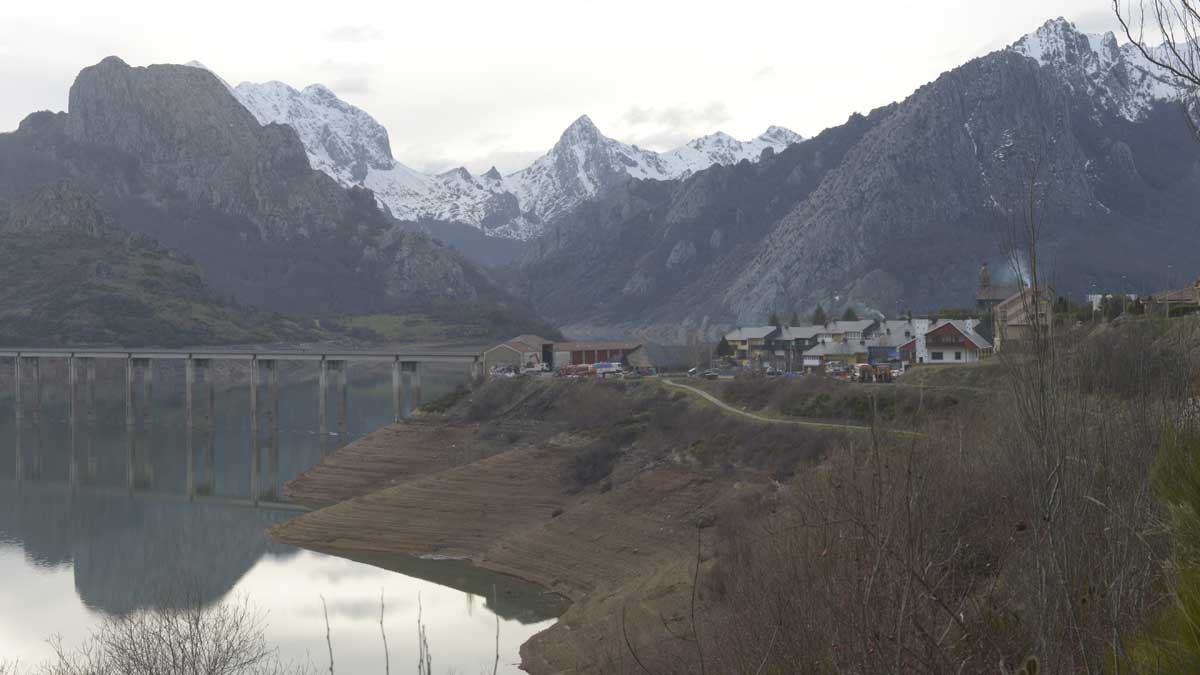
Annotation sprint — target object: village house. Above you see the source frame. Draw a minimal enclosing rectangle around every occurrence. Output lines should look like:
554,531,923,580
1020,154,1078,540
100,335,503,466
481,334,554,371
483,336,650,373
814,319,878,343
767,325,823,370
802,340,869,371
992,288,1054,352
1149,278,1200,316
723,326,779,366
914,320,993,363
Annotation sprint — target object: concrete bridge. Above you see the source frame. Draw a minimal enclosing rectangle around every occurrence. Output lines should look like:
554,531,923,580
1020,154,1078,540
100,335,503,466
1,348,482,505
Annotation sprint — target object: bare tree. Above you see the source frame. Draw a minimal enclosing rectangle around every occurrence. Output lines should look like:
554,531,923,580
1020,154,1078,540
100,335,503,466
1114,0,1200,137
32,596,313,675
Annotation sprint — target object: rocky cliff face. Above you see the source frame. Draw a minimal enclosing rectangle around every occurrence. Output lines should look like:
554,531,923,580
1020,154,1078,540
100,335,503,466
514,19,1200,342
0,57,531,327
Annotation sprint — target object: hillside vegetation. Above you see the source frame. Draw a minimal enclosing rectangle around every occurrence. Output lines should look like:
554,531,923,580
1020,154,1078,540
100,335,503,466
0,183,322,347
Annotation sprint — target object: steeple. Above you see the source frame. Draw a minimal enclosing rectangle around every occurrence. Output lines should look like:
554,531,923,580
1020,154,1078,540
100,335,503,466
979,261,992,289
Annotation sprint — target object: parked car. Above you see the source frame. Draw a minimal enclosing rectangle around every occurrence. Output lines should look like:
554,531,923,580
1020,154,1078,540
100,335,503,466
703,370,720,380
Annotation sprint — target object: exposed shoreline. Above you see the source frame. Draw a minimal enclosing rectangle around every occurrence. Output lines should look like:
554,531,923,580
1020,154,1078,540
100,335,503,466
267,382,767,673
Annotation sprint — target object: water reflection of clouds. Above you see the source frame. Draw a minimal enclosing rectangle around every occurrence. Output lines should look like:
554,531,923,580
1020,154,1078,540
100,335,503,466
238,551,553,675
0,548,101,664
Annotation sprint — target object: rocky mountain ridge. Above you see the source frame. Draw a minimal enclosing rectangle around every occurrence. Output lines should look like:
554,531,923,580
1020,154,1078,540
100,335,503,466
0,56,551,342
211,66,802,240
513,18,1200,342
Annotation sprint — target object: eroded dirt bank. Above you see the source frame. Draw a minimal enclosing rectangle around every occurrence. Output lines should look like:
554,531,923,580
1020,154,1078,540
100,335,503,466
269,379,833,673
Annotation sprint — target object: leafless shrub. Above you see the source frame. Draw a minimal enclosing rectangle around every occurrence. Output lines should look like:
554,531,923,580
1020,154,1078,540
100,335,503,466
32,596,314,675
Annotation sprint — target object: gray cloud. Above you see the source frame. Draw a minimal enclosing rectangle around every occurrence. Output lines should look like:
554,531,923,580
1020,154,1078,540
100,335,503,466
330,76,372,95
472,130,511,145
621,106,653,126
753,66,775,80
1070,8,1124,35
618,101,732,150
326,25,383,43
626,128,695,150
622,101,731,129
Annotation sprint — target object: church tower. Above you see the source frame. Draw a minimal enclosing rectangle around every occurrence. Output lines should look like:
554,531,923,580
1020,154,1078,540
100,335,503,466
978,261,992,290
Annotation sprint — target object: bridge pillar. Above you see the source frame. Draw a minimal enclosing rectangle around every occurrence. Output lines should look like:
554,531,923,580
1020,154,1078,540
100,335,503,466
411,362,422,411
318,358,328,456
125,356,135,493
68,355,77,490
336,361,348,447
267,359,279,500
392,357,402,423
203,360,215,494
13,356,21,482
249,357,259,506
185,356,195,500
141,359,153,484
31,357,41,478
86,358,96,481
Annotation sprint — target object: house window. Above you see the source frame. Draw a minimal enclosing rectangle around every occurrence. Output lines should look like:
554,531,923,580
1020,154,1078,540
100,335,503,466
931,352,944,361
955,351,962,361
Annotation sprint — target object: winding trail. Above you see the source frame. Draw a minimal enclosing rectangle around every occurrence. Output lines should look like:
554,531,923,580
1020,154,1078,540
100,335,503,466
660,378,872,431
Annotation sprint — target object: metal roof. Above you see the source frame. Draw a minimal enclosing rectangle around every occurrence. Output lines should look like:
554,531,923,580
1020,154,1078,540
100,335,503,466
724,326,778,341
554,341,642,351
777,325,823,340
817,320,877,334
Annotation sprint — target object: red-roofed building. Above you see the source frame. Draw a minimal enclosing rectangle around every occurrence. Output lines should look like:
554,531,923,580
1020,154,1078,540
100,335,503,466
552,341,648,369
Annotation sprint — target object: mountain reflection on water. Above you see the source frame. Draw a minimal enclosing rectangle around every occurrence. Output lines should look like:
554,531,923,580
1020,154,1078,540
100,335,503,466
0,366,559,673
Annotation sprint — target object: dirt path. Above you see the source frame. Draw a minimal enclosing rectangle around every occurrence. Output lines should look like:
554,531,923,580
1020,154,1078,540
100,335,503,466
661,378,876,432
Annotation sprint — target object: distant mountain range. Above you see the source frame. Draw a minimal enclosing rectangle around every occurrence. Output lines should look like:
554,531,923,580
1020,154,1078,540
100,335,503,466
0,56,554,345
511,18,1200,341
187,61,801,242
4,17,1197,347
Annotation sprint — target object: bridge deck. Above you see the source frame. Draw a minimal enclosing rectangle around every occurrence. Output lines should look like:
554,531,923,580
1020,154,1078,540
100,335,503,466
0,348,479,363
0,477,308,512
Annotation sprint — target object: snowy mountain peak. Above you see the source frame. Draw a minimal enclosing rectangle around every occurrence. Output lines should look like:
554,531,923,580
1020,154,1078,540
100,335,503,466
438,166,473,181
757,125,804,146
199,62,799,241
1009,17,1188,121
232,78,395,182
558,114,604,145
301,83,339,100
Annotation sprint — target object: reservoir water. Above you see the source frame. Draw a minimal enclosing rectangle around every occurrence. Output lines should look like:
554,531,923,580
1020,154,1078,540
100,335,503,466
0,360,558,673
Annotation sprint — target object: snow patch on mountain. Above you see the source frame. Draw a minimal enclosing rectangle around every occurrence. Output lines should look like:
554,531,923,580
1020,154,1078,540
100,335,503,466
498,115,803,236
231,80,395,184
1010,17,1191,121
191,64,802,240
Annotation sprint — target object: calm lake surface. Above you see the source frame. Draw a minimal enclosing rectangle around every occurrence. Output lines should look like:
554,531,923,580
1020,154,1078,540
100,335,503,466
0,360,558,673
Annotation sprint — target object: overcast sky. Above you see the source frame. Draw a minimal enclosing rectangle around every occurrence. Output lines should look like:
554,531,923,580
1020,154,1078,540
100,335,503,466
1,0,1126,174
